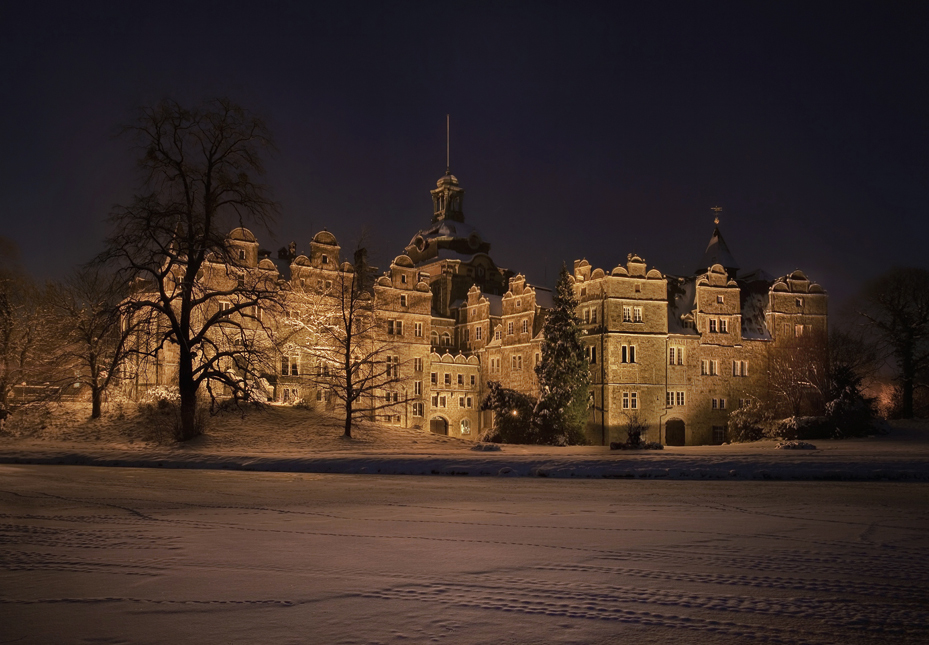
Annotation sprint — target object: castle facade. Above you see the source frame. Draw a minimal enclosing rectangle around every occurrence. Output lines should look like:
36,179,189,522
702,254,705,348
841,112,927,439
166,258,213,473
132,168,828,446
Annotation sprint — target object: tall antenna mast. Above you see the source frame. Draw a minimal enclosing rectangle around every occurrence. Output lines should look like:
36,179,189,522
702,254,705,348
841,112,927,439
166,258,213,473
446,114,450,174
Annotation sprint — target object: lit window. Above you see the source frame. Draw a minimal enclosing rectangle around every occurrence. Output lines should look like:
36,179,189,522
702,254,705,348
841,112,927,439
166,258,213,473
413,402,423,417
460,419,471,434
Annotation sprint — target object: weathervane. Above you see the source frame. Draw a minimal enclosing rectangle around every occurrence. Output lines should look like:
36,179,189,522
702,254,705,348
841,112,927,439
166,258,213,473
711,205,722,225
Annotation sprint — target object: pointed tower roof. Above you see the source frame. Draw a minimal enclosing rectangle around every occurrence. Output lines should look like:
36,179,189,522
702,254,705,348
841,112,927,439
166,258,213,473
696,212,740,277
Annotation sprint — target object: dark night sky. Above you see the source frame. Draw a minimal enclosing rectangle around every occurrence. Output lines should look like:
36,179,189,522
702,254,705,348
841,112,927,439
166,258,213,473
1,1,927,308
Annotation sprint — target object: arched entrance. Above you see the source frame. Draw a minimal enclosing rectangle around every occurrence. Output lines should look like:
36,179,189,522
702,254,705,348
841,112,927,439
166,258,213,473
665,419,686,446
429,417,448,436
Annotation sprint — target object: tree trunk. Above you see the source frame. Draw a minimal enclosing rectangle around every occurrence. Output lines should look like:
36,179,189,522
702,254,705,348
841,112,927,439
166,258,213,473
343,399,353,438
901,345,915,419
178,349,200,441
91,388,102,419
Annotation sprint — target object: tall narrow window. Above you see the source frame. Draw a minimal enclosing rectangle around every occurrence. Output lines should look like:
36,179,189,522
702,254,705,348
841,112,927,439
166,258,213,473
709,319,717,333
623,306,632,322
522,319,528,333
633,307,643,323
719,318,728,333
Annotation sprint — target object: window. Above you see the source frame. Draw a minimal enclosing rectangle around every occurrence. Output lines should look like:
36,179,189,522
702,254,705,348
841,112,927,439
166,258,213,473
507,322,514,335
516,298,521,308
387,320,403,335
634,283,641,293
517,355,522,370
587,345,597,364
701,359,718,376
439,395,447,408
795,324,805,337
666,391,685,407
460,419,471,435
522,319,528,334
475,326,482,340
415,322,423,338
237,275,245,288
238,249,246,261
431,393,438,406
668,347,683,365
584,308,590,323
431,372,437,385
622,392,638,409
466,396,473,408
413,402,424,417
709,319,717,333
590,308,597,324
386,355,399,378
535,352,540,366
321,254,328,264
733,360,748,377
717,295,724,304
459,396,465,408
464,328,470,342
712,398,727,410
719,318,728,333
495,329,501,341
281,355,298,376
316,390,323,402
669,347,676,365
442,332,451,346
401,274,408,284
457,373,464,386
431,331,439,346
581,287,587,297
444,373,451,386
470,375,475,386
219,301,233,313
325,280,332,290
711,360,718,376
400,294,407,307
623,306,632,322
621,345,635,364
491,357,500,373
414,381,422,396
795,297,803,307
414,357,423,372
713,426,726,444
384,391,398,404
633,307,643,323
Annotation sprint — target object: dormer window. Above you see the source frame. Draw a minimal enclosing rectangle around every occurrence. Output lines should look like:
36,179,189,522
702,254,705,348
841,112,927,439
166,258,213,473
321,254,328,264
401,274,407,284
238,249,246,261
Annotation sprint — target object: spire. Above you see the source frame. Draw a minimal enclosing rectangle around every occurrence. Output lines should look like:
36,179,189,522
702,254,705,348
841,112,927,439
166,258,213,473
431,115,465,223
696,206,740,277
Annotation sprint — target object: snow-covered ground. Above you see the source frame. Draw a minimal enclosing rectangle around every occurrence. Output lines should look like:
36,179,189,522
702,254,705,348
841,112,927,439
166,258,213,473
2,405,929,480
1,465,927,644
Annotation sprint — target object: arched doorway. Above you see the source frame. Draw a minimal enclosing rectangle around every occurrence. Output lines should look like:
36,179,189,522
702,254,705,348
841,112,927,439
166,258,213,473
665,419,686,446
429,417,448,436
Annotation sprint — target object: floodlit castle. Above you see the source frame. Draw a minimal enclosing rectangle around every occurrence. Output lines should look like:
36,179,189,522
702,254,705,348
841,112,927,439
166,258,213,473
130,167,827,446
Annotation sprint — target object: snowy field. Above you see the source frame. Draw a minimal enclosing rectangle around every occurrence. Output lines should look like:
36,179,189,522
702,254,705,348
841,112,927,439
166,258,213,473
1,465,927,644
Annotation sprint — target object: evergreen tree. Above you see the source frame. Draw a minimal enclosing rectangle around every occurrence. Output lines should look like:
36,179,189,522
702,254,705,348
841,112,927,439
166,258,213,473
532,264,590,444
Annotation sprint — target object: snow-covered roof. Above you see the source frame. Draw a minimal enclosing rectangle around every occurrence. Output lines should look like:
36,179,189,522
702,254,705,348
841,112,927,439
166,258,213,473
666,276,698,336
697,225,739,275
530,286,554,309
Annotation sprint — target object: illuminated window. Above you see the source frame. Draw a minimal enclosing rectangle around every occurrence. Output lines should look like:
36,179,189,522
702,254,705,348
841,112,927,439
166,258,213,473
413,402,423,417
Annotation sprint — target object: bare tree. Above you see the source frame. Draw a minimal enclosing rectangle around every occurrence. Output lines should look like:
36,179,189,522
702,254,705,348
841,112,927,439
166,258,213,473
98,99,280,440
767,333,829,417
0,250,61,410
283,248,406,438
857,267,929,418
50,268,142,419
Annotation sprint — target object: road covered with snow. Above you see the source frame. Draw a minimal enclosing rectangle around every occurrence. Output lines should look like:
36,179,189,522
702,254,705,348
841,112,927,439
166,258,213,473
1,465,927,644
